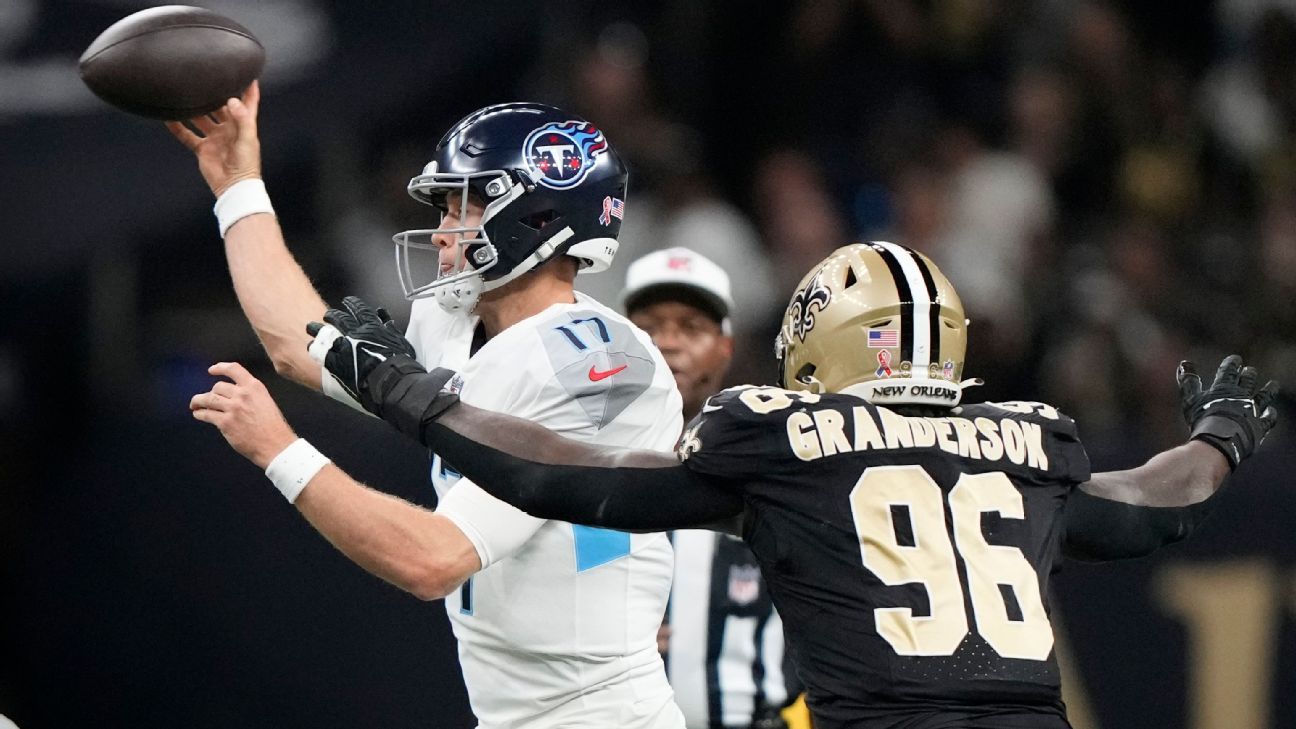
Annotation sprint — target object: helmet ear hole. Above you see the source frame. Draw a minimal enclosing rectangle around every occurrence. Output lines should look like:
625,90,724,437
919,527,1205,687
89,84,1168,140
844,268,858,288
520,209,559,231
794,363,817,385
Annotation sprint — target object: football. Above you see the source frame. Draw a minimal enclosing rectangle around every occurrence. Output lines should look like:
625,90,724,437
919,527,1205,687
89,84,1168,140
78,5,264,121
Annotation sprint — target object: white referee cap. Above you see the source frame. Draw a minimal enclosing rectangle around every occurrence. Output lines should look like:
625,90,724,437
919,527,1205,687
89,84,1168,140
622,247,734,328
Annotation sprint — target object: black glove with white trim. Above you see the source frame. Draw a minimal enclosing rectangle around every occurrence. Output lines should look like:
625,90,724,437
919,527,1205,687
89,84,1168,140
307,295,461,433
307,295,421,416
1177,355,1280,469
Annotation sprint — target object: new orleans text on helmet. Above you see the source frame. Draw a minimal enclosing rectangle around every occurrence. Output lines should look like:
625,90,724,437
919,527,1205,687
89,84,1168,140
787,405,1050,469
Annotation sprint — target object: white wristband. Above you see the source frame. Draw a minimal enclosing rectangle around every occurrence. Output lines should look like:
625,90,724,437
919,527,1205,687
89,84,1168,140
264,438,331,503
214,178,276,238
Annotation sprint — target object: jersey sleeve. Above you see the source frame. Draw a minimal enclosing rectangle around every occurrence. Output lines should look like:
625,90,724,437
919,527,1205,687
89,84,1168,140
1047,411,1090,485
678,386,811,482
436,480,548,569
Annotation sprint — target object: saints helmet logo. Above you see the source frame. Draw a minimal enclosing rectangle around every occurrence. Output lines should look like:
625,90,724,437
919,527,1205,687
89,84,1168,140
787,269,832,342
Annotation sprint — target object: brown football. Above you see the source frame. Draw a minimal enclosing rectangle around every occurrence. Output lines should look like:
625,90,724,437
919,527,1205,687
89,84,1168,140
79,5,264,121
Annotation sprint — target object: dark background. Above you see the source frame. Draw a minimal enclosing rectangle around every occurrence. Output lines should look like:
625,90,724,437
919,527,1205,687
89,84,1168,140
1,1,1294,728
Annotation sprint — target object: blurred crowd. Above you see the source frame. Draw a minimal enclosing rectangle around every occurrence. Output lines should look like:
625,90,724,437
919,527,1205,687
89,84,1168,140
11,1,1280,469
313,0,1295,467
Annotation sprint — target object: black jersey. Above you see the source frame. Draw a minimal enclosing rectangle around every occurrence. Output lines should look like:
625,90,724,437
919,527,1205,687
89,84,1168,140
678,386,1091,729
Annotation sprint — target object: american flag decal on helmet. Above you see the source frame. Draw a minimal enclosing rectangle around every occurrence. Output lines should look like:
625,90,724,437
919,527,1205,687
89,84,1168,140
867,329,899,348
598,196,624,226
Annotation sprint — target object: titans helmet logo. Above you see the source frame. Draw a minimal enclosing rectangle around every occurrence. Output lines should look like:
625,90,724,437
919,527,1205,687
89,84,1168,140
788,269,832,342
523,120,608,189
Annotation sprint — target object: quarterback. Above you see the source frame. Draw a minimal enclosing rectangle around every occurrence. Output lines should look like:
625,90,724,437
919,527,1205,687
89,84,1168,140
176,85,686,728
305,243,1277,728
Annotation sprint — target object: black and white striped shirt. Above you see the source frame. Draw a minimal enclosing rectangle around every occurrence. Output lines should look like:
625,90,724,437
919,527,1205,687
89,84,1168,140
667,530,800,729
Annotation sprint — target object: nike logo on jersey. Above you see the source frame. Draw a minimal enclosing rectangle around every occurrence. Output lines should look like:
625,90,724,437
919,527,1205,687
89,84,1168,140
588,364,627,381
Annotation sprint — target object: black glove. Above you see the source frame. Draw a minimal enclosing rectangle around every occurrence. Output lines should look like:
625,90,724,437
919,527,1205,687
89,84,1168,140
308,296,461,432
307,295,420,415
1177,355,1280,469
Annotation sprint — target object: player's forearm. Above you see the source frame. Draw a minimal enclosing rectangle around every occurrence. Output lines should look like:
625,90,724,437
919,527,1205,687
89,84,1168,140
425,416,745,530
1064,441,1230,561
1080,440,1229,507
223,214,328,390
294,465,480,600
349,358,746,528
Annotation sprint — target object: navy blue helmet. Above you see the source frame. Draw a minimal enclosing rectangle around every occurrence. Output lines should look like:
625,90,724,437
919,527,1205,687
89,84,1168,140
394,102,629,312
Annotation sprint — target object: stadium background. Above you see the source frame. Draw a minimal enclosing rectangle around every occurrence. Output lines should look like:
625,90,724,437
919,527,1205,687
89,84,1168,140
2,1,1294,727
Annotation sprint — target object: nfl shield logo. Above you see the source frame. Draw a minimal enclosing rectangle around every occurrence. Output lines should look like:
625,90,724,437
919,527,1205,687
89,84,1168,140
728,564,762,606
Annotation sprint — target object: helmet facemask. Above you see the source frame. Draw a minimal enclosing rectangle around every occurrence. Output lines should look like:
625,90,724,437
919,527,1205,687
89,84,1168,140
393,169,526,312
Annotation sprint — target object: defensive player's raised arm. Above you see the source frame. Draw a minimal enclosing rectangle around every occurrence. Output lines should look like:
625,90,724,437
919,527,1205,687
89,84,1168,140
1064,442,1227,561
1063,356,1279,561
166,81,328,390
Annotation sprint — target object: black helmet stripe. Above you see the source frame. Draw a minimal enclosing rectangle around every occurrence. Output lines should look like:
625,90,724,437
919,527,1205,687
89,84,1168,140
903,244,942,369
872,242,934,374
869,243,915,364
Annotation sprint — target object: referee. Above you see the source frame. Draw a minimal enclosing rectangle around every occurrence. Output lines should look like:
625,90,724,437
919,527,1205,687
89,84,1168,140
622,248,809,729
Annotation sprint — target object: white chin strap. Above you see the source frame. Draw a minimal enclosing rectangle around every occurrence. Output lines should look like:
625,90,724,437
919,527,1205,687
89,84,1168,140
841,377,982,408
433,227,576,316
434,274,484,314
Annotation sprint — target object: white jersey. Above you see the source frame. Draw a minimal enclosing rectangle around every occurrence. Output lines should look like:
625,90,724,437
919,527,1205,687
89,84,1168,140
405,292,685,729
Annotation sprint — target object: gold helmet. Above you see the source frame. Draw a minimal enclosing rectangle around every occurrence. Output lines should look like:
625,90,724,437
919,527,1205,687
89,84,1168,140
776,242,970,407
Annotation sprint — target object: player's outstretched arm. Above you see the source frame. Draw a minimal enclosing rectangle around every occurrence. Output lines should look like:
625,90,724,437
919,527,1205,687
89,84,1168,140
1064,441,1227,561
166,81,329,390
1064,355,1279,561
306,298,747,530
190,362,480,600
424,401,746,530
377,368,744,531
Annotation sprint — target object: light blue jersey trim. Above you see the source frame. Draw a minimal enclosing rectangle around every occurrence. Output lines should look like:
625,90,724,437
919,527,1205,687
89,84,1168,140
572,526,632,572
